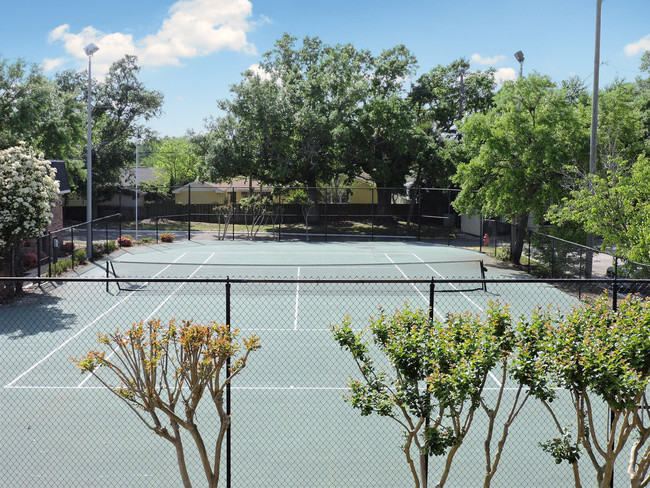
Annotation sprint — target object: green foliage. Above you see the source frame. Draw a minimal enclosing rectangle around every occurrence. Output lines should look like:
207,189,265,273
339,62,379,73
548,155,650,264
0,58,84,159
72,318,260,488
539,426,582,465
332,302,520,488
453,73,589,263
528,294,650,487
73,249,87,265
142,136,199,189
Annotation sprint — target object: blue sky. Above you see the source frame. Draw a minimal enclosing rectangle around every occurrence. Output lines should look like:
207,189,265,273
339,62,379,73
1,0,649,137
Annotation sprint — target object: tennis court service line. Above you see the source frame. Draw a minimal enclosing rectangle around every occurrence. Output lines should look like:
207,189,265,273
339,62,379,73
5,253,192,389
384,254,443,319
77,253,216,388
412,254,484,313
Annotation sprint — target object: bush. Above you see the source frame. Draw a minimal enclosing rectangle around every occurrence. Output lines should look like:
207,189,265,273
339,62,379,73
122,234,134,241
117,236,133,247
103,240,118,253
48,258,72,276
74,249,87,265
24,253,39,269
496,246,511,262
160,233,175,243
61,242,74,254
140,237,153,244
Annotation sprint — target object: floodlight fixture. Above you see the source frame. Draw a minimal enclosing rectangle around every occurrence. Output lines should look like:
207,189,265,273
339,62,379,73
513,51,524,63
84,43,99,56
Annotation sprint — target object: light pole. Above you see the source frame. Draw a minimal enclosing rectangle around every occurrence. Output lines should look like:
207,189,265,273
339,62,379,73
84,42,99,261
514,50,524,79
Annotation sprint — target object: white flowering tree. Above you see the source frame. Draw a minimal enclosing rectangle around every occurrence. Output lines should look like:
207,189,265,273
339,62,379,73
0,145,59,291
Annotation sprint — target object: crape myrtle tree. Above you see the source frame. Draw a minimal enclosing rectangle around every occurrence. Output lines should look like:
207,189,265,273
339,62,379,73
528,294,650,488
0,145,59,293
453,73,589,264
331,302,547,488
73,318,260,488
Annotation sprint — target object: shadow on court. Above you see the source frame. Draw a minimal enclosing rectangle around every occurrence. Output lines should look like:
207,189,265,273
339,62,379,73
0,292,75,338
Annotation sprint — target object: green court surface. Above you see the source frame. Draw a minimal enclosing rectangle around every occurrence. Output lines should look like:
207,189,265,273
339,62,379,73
1,240,614,487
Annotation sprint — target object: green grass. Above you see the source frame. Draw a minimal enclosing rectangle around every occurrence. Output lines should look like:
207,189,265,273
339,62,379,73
121,218,454,239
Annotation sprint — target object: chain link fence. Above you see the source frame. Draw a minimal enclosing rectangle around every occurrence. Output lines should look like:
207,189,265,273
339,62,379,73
2,275,648,487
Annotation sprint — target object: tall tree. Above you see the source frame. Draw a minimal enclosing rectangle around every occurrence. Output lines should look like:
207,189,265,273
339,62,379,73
453,73,589,264
0,58,85,159
90,55,164,197
342,45,420,219
142,136,199,190
409,58,495,188
202,34,371,210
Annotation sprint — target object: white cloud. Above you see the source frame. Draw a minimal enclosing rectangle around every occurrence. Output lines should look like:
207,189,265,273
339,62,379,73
624,34,650,56
471,53,506,65
42,57,66,72
246,63,272,81
48,0,257,75
494,67,516,84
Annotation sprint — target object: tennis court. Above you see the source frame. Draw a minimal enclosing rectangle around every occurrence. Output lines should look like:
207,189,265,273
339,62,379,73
1,240,605,487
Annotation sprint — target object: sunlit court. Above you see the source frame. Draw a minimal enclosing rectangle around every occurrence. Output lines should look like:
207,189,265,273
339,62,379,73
1,239,599,487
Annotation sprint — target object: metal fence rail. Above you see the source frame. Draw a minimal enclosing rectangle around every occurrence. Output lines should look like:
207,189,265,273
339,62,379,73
1,276,646,487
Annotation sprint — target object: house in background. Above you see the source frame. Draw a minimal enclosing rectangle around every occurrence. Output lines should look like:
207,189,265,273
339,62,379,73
172,179,272,205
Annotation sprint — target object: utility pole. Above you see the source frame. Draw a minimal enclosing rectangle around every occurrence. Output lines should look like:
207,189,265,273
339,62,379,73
586,0,602,277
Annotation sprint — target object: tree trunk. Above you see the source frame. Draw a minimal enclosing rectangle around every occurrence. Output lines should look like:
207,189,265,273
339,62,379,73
375,187,395,225
171,423,193,488
510,215,528,265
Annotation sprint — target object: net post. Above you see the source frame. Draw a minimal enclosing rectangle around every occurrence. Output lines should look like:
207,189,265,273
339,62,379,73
429,278,435,322
225,276,232,488
480,260,488,292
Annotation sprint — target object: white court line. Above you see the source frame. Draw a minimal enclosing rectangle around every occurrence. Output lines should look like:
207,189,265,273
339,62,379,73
76,253,215,388
294,267,300,330
5,253,190,389
412,254,484,312
384,253,443,319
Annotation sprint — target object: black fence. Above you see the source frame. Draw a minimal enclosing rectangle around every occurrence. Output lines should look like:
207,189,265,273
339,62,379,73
1,275,649,487
64,186,461,242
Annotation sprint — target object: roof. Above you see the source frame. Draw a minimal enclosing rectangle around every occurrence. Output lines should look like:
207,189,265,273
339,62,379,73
48,160,71,194
172,179,271,194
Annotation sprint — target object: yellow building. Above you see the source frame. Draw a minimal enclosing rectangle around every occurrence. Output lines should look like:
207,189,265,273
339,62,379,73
172,179,271,205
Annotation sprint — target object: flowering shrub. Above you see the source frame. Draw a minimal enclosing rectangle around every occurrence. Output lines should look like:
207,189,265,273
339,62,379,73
160,232,175,243
117,236,133,247
61,242,75,254
0,145,59,256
